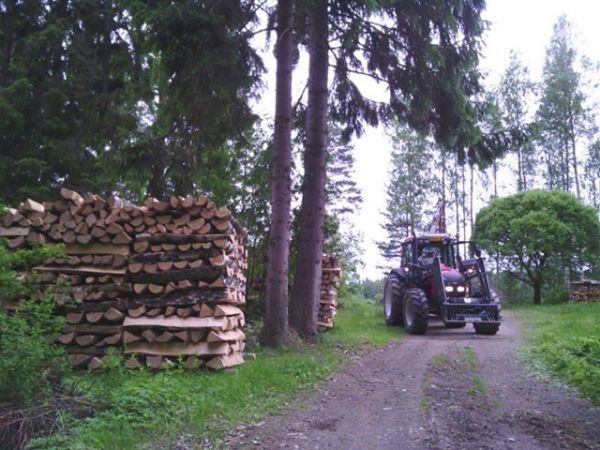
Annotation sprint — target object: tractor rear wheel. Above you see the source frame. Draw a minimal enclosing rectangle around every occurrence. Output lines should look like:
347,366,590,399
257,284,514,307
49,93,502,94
383,273,404,326
402,288,429,334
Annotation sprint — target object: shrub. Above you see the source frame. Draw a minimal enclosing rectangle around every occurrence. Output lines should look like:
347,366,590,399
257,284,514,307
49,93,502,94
0,296,67,405
0,215,67,405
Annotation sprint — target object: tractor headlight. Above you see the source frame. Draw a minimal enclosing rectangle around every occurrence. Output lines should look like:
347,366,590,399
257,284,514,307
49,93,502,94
456,285,466,293
445,286,454,293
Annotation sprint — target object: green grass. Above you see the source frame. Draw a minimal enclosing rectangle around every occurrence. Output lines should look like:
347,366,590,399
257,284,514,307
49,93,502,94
468,375,487,396
324,295,402,347
514,303,600,404
430,354,449,366
29,295,401,449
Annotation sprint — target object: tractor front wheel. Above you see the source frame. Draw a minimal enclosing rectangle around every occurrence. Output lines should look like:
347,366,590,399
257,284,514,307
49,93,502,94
402,288,429,335
383,273,404,326
474,290,501,335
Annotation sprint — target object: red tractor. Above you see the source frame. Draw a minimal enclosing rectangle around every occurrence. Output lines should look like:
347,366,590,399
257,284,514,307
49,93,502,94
383,233,501,335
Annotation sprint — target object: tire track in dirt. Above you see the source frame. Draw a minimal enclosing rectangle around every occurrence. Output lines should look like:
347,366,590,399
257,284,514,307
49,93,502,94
226,312,600,450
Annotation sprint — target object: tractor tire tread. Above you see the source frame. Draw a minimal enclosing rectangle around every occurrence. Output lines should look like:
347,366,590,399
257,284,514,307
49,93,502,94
403,288,428,335
383,272,405,326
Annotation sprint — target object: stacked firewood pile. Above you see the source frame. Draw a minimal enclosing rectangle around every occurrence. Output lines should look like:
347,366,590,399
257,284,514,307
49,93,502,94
0,188,246,370
569,280,600,302
317,254,341,332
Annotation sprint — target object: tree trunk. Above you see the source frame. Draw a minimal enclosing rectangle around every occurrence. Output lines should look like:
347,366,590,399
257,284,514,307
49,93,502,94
290,0,329,338
492,160,498,198
261,0,295,347
147,140,167,199
569,117,581,199
533,280,542,305
454,154,460,234
469,164,474,232
441,149,446,232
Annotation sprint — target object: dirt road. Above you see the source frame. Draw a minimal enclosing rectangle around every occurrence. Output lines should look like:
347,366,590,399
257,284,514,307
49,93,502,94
228,312,600,450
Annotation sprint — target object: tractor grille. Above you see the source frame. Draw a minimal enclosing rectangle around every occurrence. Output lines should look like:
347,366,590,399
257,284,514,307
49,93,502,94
443,304,500,323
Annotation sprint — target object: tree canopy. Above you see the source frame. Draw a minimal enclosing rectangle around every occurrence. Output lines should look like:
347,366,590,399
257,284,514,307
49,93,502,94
472,189,600,304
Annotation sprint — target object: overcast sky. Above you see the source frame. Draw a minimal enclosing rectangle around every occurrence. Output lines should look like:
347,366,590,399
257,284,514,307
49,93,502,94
353,0,600,280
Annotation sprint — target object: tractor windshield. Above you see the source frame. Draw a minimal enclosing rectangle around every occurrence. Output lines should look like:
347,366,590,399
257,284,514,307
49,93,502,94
417,243,455,268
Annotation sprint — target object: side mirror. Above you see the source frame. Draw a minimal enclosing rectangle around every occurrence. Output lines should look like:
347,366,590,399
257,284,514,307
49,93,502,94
475,246,482,258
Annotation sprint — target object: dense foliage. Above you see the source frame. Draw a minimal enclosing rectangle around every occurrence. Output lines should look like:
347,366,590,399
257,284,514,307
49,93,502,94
472,190,600,304
0,296,66,405
0,224,66,405
0,0,263,202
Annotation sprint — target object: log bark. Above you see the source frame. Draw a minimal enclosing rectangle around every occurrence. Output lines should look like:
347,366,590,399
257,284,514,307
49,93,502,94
290,0,329,338
64,243,130,256
261,0,295,347
129,266,228,284
63,324,121,334
135,233,232,244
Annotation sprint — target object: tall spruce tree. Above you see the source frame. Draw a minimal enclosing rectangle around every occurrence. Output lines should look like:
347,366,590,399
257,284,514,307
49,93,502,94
498,51,536,191
378,126,437,264
323,124,363,282
125,1,263,198
537,15,589,198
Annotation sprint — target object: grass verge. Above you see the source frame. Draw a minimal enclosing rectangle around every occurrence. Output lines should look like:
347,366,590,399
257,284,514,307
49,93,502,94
29,295,401,449
513,303,600,404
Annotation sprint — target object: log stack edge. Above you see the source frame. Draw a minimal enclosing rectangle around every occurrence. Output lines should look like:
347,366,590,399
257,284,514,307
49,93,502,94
318,254,341,332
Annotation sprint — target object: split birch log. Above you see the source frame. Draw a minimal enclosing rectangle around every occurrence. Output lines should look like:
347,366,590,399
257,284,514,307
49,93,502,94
104,307,125,322
206,352,244,370
125,341,230,356
125,357,141,369
88,357,103,370
146,355,164,369
207,329,245,343
60,188,84,205
123,315,226,329
57,332,76,345
103,332,122,345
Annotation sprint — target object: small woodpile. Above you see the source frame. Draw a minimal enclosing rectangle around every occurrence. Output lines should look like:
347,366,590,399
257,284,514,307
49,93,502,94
318,254,341,332
569,280,600,302
1,188,246,370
